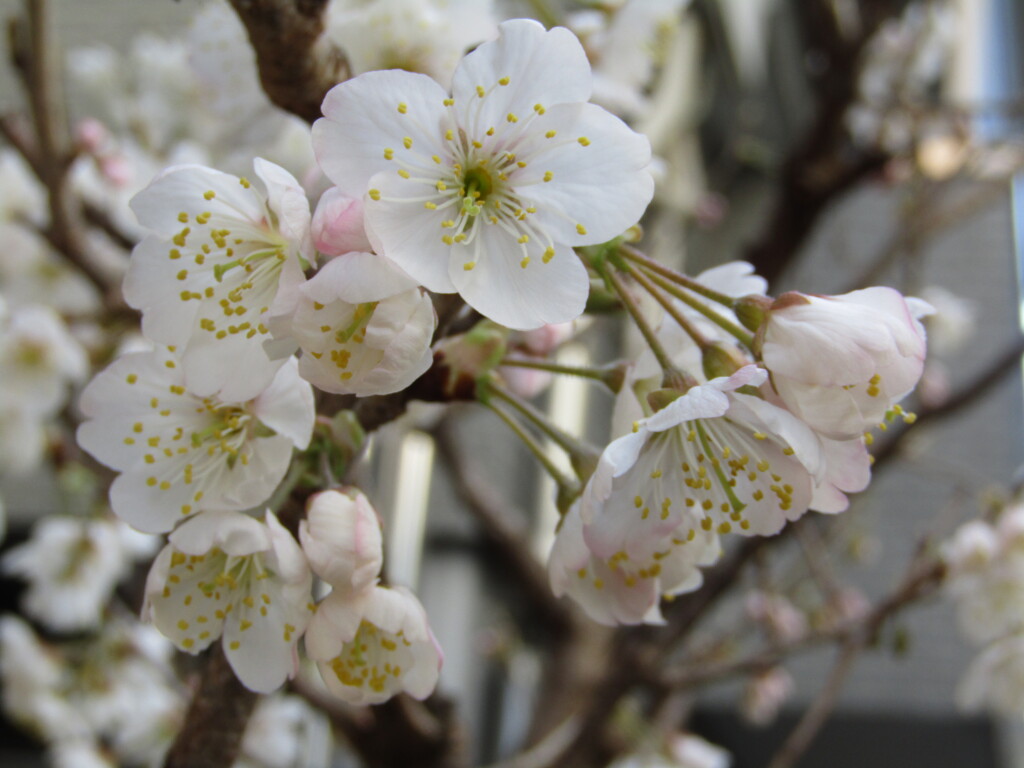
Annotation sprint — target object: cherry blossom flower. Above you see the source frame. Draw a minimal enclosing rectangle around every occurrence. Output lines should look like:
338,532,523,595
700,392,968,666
2,515,151,632
326,0,498,87
957,633,1024,716
313,18,654,330
143,510,313,693
0,303,88,416
311,584,443,705
124,158,313,401
583,366,823,566
548,501,720,626
574,0,691,119
943,507,1024,645
77,347,314,534
0,615,90,742
236,695,333,768
299,489,443,704
759,287,929,440
268,253,435,397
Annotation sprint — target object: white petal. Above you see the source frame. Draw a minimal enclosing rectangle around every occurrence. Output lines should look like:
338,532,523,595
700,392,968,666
363,169,457,292
251,357,315,449
169,510,270,556
180,325,285,402
449,234,587,330
313,70,449,195
130,164,263,234
122,237,201,346
304,590,369,660
512,102,653,245
306,251,418,304
253,158,313,258
451,20,591,131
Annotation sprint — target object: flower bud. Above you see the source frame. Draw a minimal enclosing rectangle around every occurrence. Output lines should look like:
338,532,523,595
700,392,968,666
734,293,773,332
701,342,750,381
311,187,372,256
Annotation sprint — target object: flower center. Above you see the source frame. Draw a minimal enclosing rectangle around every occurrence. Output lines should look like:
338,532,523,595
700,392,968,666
461,166,494,214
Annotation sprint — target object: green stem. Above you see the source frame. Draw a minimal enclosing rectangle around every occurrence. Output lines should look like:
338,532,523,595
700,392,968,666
487,401,578,493
622,259,712,351
619,245,738,308
645,270,755,349
266,454,308,513
489,382,586,460
597,258,679,377
500,357,606,382
526,0,560,28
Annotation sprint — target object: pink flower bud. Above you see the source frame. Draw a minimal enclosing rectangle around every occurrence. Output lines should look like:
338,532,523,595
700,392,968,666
100,154,132,187
311,187,371,256
75,118,108,153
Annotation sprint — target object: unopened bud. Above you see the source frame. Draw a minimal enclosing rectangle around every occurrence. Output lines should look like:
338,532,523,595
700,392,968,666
734,294,772,332
702,342,750,381
435,321,508,398
647,387,684,413
312,187,372,256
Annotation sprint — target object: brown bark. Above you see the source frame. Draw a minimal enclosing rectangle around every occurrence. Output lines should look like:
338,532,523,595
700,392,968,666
163,645,259,768
227,0,349,124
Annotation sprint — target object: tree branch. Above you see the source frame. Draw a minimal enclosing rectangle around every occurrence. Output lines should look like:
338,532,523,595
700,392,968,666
226,0,348,124
163,645,259,768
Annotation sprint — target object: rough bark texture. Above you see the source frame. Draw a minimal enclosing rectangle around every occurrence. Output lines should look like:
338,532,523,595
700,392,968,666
227,0,349,124
163,645,259,768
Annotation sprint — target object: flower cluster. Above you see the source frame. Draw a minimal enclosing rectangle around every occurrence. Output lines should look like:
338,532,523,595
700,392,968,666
72,16,652,693
943,505,1024,714
0,2,947,764
550,264,928,625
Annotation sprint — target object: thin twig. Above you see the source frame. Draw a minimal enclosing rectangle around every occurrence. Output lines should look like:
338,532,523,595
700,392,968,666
872,336,1024,470
764,637,864,768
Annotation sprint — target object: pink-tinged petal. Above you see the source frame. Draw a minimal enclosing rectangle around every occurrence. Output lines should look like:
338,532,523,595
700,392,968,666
549,505,661,626
313,70,449,195
250,358,315,450
130,164,263,234
312,187,372,256
362,170,457,292
168,510,270,557
809,435,871,514
304,251,418,304
512,102,653,245
451,20,592,130
299,489,383,592
449,234,587,330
